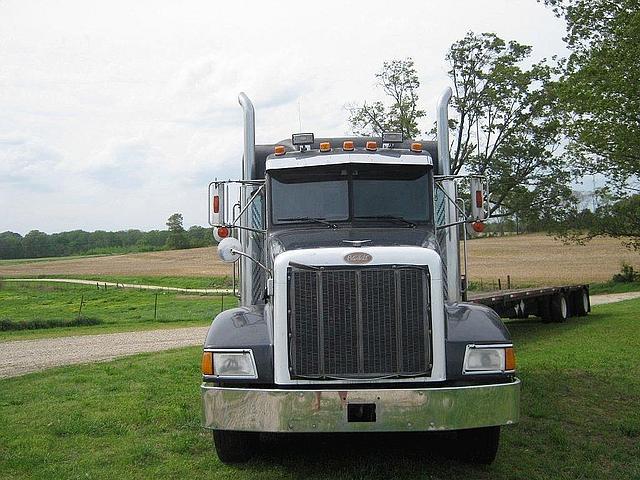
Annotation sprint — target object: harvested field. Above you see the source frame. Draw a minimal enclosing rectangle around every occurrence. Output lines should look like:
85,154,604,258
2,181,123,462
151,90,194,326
1,234,637,287
466,233,639,286
0,247,230,278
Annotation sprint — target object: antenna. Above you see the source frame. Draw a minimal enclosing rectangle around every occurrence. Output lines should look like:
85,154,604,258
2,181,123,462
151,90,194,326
297,99,302,132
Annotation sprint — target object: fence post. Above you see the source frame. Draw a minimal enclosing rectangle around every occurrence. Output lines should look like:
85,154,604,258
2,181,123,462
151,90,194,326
498,278,502,290
154,293,158,320
78,294,84,319
507,275,511,289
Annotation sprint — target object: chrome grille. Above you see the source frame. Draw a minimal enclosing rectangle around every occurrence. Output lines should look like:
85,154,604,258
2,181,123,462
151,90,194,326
288,264,431,379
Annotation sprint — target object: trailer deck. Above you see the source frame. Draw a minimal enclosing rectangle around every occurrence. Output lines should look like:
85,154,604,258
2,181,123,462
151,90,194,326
467,284,590,320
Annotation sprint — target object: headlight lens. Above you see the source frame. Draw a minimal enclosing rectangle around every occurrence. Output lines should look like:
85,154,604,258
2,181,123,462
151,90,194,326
211,351,257,377
463,345,515,374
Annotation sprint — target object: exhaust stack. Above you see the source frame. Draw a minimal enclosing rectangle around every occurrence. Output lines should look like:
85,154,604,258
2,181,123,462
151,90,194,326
436,87,461,302
238,92,256,306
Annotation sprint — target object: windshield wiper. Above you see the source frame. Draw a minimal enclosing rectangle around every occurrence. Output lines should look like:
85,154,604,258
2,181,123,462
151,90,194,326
277,216,338,228
354,215,416,228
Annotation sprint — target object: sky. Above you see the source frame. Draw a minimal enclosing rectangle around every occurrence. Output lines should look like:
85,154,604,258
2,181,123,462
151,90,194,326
0,0,570,235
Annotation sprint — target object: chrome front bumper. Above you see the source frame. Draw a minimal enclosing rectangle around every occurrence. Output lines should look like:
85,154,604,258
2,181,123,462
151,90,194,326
201,379,520,433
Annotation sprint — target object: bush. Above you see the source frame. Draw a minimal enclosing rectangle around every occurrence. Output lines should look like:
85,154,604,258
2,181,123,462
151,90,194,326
0,316,103,331
612,262,640,283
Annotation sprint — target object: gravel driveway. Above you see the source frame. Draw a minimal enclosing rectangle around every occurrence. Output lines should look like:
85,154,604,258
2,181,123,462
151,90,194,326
1,292,639,380
0,326,209,379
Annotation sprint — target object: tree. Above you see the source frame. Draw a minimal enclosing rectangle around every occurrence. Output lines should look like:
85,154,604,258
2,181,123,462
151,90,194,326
543,0,640,245
349,35,574,224
165,213,189,250
22,230,49,258
0,232,23,259
347,58,425,138
444,32,573,222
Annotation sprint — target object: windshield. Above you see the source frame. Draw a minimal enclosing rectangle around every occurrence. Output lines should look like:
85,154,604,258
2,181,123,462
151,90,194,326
270,164,432,226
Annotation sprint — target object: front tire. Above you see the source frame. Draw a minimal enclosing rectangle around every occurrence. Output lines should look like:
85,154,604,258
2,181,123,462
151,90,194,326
213,430,259,464
457,426,501,464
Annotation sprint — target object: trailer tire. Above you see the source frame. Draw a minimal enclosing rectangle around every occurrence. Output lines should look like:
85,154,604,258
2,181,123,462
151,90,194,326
457,426,500,464
213,430,258,464
574,289,590,317
551,293,569,322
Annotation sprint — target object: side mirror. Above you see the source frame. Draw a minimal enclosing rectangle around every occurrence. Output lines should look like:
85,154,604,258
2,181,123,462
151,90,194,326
209,182,227,226
470,177,487,221
218,237,242,263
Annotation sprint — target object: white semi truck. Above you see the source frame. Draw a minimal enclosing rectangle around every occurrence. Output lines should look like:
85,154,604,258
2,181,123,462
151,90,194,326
200,88,525,464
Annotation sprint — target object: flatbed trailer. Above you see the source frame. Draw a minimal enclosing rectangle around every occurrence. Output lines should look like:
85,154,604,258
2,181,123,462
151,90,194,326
468,284,591,322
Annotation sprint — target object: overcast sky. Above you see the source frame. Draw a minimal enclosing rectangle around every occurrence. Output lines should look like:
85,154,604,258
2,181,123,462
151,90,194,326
0,0,569,234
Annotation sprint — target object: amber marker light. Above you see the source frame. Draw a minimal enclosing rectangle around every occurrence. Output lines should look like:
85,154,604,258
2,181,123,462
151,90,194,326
201,351,214,375
274,145,286,156
343,141,354,151
366,141,377,151
319,142,331,152
216,226,230,238
410,142,423,152
505,347,516,371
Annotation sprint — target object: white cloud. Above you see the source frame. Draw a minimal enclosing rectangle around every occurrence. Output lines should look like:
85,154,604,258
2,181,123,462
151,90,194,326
0,0,569,234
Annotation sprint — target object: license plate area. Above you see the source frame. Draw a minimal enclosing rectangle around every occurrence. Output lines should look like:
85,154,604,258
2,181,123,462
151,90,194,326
347,403,376,422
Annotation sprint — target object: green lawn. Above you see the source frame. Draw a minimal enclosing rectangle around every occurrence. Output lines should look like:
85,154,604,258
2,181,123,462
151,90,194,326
0,281,237,341
1,299,638,479
2,275,232,289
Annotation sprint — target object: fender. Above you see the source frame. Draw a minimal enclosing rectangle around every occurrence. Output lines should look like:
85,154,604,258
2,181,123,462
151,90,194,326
204,305,274,384
445,302,513,381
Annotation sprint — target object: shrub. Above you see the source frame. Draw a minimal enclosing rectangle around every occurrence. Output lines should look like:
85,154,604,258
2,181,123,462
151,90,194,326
612,262,640,283
0,316,103,331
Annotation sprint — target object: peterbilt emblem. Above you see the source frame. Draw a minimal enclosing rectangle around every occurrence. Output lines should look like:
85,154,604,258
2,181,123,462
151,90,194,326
344,252,372,264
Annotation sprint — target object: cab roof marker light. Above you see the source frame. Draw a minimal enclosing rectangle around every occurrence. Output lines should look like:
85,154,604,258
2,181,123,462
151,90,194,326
319,142,331,152
274,145,286,156
366,141,377,151
411,142,423,153
343,141,354,151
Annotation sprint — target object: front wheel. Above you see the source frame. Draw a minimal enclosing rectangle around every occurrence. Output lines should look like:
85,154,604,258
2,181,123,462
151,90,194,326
457,426,500,464
213,430,259,464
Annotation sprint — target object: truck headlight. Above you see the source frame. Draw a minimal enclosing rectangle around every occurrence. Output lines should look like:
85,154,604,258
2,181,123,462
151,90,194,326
202,349,258,378
463,345,515,374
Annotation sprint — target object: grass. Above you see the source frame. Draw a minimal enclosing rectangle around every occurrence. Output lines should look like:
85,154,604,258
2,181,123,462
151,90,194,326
1,299,639,479
0,281,237,341
588,280,640,295
1,275,233,289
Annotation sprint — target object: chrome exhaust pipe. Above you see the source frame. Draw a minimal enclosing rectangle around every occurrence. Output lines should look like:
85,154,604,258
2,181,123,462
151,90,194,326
436,87,460,302
238,92,256,306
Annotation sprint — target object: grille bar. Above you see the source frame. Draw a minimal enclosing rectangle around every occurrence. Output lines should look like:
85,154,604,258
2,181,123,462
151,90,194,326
288,264,432,379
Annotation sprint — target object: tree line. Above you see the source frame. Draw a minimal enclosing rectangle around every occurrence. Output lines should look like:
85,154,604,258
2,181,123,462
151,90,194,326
348,0,639,248
0,213,214,260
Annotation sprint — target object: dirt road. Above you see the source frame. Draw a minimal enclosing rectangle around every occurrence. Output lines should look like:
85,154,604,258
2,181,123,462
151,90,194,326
1,292,638,379
0,326,209,379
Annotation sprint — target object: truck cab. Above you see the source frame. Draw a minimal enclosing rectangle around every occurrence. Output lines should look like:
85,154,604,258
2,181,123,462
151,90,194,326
201,92,520,464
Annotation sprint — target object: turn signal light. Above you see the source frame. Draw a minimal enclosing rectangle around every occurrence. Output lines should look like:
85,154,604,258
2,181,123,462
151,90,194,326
366,141,377,151
201,351,213,375
471,221,485,233
343,141,354,151
505,347,516,371
319,142,331,152
274,145,286,156
410,142,423,153
217,226,230,238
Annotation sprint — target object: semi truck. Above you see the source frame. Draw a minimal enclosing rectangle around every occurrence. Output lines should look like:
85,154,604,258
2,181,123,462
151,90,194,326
200,88,586,464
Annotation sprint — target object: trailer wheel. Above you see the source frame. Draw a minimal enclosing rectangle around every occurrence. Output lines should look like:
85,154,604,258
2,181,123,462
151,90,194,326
551,293,569,322
574,289,590,316
457,426,500,464
213,430,258,464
